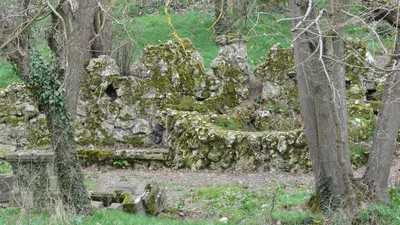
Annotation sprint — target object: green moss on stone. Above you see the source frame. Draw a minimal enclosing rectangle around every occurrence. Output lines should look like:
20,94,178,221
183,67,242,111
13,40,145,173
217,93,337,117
121,192,132,204
345,40,368,86
123,136,147,148
77,148,114,165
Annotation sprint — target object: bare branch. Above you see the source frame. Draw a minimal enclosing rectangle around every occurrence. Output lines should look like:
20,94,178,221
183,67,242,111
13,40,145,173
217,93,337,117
0,4,46,51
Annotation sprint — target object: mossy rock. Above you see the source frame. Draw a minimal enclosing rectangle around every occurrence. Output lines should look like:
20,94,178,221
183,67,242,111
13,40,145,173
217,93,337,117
345,40,368,86
254,43,295,83
77,148,114,166
348,118,370,142
163,110,310,172
347,100,374,119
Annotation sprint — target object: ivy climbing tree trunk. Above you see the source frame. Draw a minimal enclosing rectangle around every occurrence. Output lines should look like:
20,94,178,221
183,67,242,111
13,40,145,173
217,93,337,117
0,0,112,215
29,50,92,215
290,0,354,211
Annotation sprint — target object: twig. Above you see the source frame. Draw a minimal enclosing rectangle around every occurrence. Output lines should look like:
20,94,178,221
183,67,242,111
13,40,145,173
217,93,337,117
46,0,69,68
341,9,388,54
291,0,313,32
0,4,46,51
207,0,224,31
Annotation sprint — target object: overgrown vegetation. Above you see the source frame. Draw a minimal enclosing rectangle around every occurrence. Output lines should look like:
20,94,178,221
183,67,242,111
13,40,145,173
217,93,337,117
0,61,21,89
349,143,370,168
0,160,12,174
193,184,312,224
0,209,224,225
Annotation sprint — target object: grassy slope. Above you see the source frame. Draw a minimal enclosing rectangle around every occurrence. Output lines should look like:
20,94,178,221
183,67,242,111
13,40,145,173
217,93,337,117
0,10,292,89
0,61,21,89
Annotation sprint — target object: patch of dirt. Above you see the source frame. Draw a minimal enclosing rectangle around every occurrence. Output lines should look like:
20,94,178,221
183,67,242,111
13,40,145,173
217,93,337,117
354,153,400,186
84,167,313,221
83,154,400,222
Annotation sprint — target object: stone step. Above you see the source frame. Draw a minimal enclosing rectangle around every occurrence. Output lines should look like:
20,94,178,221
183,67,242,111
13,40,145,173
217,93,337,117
114,148,169,161
78,147,171,166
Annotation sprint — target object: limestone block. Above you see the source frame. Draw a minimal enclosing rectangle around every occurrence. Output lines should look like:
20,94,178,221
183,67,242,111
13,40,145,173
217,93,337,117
91,201,104,209
0,174,13,192
108,203,123,211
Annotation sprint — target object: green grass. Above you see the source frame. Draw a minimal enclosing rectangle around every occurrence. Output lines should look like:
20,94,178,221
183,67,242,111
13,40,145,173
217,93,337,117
0,160,12,174
112,11,219,67
352,186,400,225
349,143,369,168
0,61,20,89
1,5,392,89
113,10,292,68
83,174,99,191
0,209,225,225
193,184,312,225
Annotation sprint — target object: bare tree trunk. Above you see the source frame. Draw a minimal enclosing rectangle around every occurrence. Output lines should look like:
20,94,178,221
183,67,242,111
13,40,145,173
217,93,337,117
364,28,400,201
92,0,113,57
52,0,112,121
290,0,354,210
214,0,229,34
359,0,400,202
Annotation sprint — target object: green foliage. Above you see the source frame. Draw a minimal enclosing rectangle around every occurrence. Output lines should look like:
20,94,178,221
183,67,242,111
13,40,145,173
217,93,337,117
0,61,21,88
0,160,12,174
265,104,281,114
113,160,130,168
27,48,72,126
349,143,369,168
352,188,400,225
0,209,224,225
253,96,264,109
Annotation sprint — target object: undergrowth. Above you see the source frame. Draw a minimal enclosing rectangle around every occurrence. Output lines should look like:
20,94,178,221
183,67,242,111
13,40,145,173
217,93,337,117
0,209,224,225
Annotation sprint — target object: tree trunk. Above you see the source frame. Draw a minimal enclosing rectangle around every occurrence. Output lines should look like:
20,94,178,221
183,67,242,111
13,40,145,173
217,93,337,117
2,0,107,214
290,0,353,210
214,0,229,34
46,103,91,214
364,28,400,201
53,0,112,121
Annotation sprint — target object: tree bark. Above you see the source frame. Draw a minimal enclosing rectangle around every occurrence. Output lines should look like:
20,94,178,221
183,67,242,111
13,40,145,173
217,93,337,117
51,0,112,121
214,0,229,34
290,0,353,210
361,0,400,202
364,29,400,201
46,100,91,214
1,0,102,214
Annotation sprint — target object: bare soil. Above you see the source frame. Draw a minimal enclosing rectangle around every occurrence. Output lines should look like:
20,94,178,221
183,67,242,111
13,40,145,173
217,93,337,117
83,154,400,221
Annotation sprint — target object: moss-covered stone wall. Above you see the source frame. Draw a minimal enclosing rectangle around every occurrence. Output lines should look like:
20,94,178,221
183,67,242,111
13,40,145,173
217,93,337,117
0,37,384,171
163,109,311,172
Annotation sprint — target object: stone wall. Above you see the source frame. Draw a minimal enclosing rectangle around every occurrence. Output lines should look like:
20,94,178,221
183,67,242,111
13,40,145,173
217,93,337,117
0,37,381,171
0,173,13,206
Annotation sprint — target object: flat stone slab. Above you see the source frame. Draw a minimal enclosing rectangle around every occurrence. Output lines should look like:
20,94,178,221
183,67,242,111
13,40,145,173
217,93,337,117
79,148,170,163
0,174,13,192
6,150,54,163
91,201,104,209
114,148,169,161
108,203,123,211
